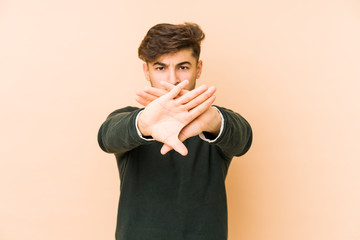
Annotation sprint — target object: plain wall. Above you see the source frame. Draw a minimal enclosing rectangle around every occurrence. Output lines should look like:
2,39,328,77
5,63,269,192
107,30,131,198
1,0,359,239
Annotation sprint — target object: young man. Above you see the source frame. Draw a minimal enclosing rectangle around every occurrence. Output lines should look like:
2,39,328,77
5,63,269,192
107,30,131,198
98,23,252,240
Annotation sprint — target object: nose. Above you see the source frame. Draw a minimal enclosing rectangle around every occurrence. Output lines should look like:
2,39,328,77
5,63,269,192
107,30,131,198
168,68,180,85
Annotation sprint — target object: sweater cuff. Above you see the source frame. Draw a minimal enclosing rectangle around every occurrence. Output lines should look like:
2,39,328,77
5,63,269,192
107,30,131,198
135,110,155,141
199,106,224,143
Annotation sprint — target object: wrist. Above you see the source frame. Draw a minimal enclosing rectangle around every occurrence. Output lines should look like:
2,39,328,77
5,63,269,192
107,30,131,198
205,107,221,136
137,111,151,137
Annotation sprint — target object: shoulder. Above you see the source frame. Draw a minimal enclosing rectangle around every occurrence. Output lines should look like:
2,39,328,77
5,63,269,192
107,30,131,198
107,106,141,118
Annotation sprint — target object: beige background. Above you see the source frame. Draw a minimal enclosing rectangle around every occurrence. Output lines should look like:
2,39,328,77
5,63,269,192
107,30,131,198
1,0,360,239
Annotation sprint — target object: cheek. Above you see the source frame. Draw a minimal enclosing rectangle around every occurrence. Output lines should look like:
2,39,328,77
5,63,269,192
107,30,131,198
181,72,197,89
148,73,166,88
149,72,164,81
179,71,196,80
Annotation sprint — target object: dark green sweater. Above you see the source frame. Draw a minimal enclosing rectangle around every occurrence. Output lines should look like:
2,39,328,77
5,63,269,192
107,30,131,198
98,106,252,240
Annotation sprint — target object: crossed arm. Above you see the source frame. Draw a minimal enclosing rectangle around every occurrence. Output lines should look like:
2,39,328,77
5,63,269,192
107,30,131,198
135,80,222,156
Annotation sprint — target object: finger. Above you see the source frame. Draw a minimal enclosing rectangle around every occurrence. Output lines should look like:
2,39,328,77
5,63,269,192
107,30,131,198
184,86,216,110
165,80,189,100
136,89,157,102
160,81,176,91
188,95,216,121
135,96,151,106
143,86,167,97
160,81,189,97
175,84,208,105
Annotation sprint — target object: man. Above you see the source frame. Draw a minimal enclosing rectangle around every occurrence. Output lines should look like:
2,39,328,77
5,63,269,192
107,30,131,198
98,22,252,240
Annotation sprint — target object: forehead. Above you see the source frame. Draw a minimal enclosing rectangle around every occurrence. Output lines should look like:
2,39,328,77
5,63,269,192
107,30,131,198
152,48,196,64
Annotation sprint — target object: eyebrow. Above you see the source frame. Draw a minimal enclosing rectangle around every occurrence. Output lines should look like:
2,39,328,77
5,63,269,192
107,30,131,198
152,61,192,67
177,61,192,66
153,62,167,66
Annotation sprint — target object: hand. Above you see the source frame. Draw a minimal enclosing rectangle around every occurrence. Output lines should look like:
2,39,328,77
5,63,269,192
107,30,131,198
136,81,221,155
137,80,216,156
135,86,188,106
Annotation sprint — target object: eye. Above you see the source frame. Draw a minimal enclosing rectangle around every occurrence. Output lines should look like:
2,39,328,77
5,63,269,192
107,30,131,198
155,67,165,71
179,66,189,70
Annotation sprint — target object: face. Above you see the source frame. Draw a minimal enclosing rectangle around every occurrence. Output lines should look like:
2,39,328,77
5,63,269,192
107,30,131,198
143,48,203,90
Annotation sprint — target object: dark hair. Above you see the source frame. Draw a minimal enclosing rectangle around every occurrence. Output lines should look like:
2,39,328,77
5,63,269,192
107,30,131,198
138,22,205,63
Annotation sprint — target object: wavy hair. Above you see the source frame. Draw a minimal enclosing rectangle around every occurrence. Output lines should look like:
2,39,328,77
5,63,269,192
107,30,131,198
138,22,205,63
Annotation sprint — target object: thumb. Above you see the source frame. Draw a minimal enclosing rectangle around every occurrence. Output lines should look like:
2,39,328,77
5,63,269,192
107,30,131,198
160,144,173,155
162,137,188,156
161,126,198,155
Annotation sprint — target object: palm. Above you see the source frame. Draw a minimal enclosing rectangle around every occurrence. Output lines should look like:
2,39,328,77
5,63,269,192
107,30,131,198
137,80,216,156
162,107,215,154
144,99,191,155
178,110,208,140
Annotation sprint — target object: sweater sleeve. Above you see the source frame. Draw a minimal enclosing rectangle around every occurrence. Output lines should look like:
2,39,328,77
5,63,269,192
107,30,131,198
210,106,253,159
97,106,153,155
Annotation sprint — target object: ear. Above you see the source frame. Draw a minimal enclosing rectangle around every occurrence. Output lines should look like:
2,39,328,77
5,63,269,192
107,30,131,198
143,63,150,81
196,60,203,79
